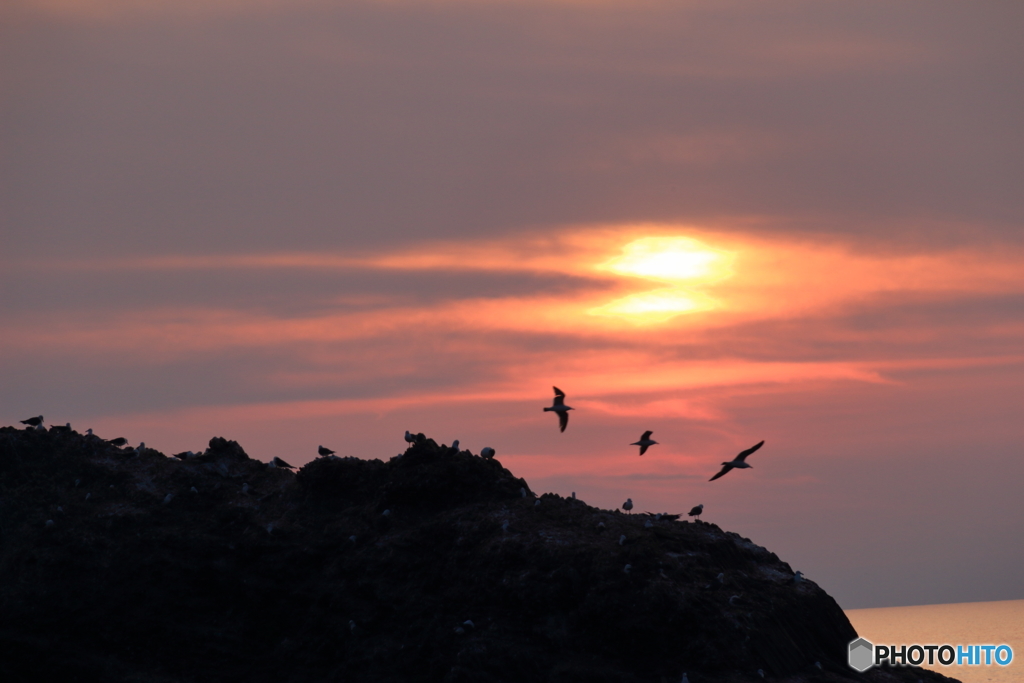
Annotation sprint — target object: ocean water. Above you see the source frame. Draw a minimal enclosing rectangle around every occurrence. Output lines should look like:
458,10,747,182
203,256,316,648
845,600,1024,683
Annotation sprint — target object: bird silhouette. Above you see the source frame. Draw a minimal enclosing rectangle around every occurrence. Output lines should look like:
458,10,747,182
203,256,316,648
708,441,765,481
630,430,658,455
543,386,573,432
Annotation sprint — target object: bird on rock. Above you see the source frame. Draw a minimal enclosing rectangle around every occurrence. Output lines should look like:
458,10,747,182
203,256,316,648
622,498,633,514
271,456,295,469
20,415,44,427
709,441,765,481
630,430,658,456
688,504,704,521
543,386,573,432
318,445,335,457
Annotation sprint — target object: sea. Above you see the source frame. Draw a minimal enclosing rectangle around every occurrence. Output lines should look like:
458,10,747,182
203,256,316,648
845,599,1024,683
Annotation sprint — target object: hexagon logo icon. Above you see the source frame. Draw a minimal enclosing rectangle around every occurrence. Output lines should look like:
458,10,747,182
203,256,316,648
848,637,874,672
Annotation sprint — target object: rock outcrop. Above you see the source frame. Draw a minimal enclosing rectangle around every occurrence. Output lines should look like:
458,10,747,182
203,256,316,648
0,427,957,683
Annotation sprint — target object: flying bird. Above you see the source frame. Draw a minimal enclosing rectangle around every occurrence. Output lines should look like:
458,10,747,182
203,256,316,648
20,415,44,427
318,445,335,457
630,430,658,456
708,440,765,481
687,504,703,520
543,386,574,432
271,457,295,469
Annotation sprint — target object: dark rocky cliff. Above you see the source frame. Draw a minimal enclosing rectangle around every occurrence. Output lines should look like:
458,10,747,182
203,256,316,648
0,426,957,683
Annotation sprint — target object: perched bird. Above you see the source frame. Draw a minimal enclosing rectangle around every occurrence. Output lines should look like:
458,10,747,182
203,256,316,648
630,430,658,456
480,447,495,459
106,437,128,447
451,440,460,450
622,498,633,514
134,442,146,455
543,386,573,432
404,431,416,446
709,440,765,481
318,445,335,457
793,571,804,584
271,456,295,469
688,504,704,521
20,415,44,427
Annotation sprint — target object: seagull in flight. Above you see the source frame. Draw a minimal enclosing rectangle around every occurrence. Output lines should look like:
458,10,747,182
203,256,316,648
543,386,573,432
630,430,658,456
318,445,335,457
708,441,765,481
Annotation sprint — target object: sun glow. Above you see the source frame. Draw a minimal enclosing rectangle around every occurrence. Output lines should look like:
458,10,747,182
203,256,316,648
598,236,735,283
589,236,735,323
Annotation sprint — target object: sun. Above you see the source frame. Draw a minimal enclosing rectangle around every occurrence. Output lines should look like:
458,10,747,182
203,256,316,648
597,236,734,283
588,236,735,323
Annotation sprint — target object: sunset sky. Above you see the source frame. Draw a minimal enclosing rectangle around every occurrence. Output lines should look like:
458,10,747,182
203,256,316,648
2,0,1022,610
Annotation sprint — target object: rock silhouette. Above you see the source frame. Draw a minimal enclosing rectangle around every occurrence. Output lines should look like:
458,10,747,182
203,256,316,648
0,426,956,683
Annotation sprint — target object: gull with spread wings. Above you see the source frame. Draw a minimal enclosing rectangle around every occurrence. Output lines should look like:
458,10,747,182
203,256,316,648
630,430,658,455
708,441,765,481
543,386,573,432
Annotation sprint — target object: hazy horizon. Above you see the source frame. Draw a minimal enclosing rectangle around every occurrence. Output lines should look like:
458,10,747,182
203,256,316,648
3,0,1023,610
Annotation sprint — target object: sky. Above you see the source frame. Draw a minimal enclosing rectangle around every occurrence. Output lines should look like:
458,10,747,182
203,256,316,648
2,0,1023,610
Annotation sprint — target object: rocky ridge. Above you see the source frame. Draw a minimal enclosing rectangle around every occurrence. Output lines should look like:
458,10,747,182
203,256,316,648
0,426,957,683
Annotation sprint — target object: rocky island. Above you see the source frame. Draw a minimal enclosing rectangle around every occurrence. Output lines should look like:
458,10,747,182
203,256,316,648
0,426,957,683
